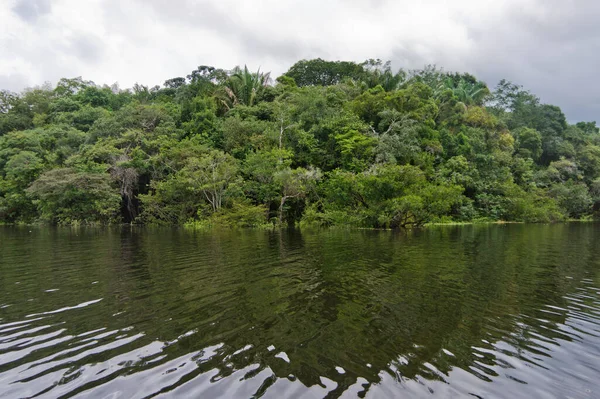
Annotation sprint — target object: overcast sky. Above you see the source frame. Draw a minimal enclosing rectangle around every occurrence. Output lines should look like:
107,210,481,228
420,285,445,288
1,0,598,122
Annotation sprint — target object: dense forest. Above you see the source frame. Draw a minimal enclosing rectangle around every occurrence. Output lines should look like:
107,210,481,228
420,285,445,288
1,59,599,228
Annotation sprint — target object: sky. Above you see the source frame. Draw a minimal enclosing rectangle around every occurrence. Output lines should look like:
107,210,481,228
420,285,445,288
0,0,598,122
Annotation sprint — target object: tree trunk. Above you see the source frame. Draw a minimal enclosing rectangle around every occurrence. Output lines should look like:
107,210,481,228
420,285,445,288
279,196,287,225
279,123,284,150
264,200,271,221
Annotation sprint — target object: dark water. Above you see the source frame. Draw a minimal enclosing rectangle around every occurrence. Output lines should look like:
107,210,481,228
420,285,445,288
1,225,600,398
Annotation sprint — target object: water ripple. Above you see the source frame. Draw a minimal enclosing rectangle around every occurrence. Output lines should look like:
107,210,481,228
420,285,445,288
0,225,600,398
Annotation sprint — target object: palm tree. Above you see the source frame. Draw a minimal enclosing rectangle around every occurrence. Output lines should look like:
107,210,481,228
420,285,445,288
434,77,490,109
453,79,490,106
362,59,406,91
218,66,271,110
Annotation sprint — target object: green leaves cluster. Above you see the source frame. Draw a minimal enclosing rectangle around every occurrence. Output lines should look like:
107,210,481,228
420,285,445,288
1,59,599,227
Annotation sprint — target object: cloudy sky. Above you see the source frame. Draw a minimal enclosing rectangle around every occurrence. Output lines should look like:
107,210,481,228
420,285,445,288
0,0,598,121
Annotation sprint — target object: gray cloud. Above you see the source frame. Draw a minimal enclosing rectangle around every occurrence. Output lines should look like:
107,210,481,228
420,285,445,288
68,34,104,64
383,0,600,122
11,0,52,23
462,0,600,122
0,73,29,93
0,0,599,122
141,0,311,61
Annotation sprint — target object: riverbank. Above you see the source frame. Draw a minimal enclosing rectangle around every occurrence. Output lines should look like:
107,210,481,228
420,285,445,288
2,218,596,230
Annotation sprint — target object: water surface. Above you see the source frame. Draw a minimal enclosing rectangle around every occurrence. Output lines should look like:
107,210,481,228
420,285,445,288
1,224,600,398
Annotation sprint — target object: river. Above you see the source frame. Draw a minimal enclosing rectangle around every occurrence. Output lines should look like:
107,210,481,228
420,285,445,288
1,224,599,398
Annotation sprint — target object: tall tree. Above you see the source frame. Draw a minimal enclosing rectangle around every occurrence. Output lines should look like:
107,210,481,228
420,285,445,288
284,59,365,86
218,66,271,110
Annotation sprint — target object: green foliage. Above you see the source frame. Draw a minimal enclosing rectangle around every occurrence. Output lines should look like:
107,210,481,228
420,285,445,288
0,59,598,226
220,114,271,158
549,181,593,219
138,149,239,224
243,148,292,207
361,59,406,91
137,176,197,225
217,66,271,110
284,59,365,87
576,145,600,182
275,166,321,224
307,164,464,228
26,168,120,224
373,110,419,164
501,184,565,223
513,127,542,160
186,202,269,229
181,96,219,141
0,90,34,134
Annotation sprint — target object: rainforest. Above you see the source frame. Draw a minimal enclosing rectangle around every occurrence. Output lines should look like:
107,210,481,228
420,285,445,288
1,58,599,228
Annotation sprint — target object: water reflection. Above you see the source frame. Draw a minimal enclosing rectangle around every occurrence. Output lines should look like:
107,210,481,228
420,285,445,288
0,224,599,398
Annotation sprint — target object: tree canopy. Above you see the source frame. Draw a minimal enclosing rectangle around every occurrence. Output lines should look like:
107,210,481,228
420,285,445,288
1,59,598,227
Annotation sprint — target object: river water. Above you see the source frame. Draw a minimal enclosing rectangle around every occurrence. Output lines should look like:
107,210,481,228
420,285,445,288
1,224,599,398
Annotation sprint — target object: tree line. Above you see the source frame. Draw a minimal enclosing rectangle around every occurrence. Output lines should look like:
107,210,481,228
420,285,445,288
1,58,599,227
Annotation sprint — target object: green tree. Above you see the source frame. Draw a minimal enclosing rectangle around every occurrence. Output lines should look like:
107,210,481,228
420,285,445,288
513,127,543,160
0,90,34,135
26,168,120,224
372,110,419,164
284,59,365,86
218,66,271,109
274,167,321,224
244,148,292,212
576,144,600,182
361,59,406,91
0,58,599,226
549,181,592,219
181,150,238,213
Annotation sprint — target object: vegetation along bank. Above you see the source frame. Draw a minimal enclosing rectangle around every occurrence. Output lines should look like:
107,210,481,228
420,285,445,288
1,59,599,228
